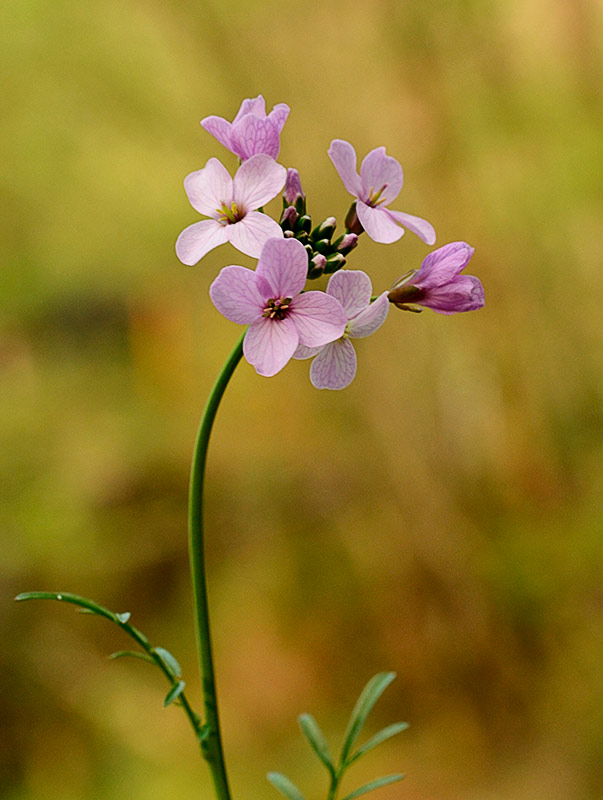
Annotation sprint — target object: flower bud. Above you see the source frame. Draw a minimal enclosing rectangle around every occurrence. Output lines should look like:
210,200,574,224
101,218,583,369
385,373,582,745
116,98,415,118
311,216,337,243
344,202,364,236
280,205,298,230
335,232,358,255
297,215,312,235
324,253,346,274
283,169,306,214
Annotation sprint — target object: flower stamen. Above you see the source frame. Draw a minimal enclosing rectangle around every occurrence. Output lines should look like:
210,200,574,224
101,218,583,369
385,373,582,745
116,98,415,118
216,201,243,225
262,296,292,320
367,184,388,207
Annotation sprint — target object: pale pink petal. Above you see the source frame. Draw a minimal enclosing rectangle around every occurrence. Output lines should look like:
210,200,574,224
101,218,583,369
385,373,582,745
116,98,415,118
293,343,323,360
255,237,308,298
414,241,474,287
209,265,266,324
175,219,230,265
356,202,404,244
200,116,233,152
328,139,363,198
231,116,280,159
184,159,233,217
227,212,283,258
310,338,357,390
233,154,287,210
289,292,347,347
386,209,436,246
268,103,290,133
243,316,299,377
347,291,389,338
326,270,372,318
359,147,403,204
420,275,485,314
233,95,266,124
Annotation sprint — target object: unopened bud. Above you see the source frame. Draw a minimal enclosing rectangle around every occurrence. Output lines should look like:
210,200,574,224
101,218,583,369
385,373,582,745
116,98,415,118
283,168,305,206
308,252,327,279
297,215,312,234
336,233,358,254
311,216,337,243
324,253,346,274
280,205,298,230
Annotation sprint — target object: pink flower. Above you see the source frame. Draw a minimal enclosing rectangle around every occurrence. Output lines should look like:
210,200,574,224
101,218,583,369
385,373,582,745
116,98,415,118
201,95,290,160
328,139,436,245
209,238,347,377
176,155,286,264
388,241,484,314
294,270,390,390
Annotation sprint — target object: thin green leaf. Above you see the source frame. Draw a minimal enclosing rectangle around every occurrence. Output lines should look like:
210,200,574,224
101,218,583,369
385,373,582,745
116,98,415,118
298,713,334,775
266,772,307,800
347,722,409,766
108,650,155,665
14,592,115,622
341,774,405,800
154,647,182,678
163,680,185,707
340,672,396,765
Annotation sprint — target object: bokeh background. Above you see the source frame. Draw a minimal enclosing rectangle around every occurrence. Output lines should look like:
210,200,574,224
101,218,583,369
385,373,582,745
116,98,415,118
2,0,602,798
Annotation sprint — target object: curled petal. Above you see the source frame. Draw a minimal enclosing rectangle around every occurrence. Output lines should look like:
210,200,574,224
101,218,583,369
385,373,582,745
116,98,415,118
233,154,287,210
175,219,230,265
356,202,404,244
243,315,299,377
348,291,390,338
289,292,347,347
199,116,233,153
184,159,233,217
386,209,436,246
227,212,283,259
233,95,266,124
209,265,266,324
256,237,308,298
268,103,290,133
310,338,357,390
326,270,372,317
413,241,474,288
328,139,363,197
231,115,281,160
360,147,403,204
419,275,485,314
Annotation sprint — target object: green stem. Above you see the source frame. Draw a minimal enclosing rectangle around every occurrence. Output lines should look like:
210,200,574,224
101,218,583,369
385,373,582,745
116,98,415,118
189,330,246,800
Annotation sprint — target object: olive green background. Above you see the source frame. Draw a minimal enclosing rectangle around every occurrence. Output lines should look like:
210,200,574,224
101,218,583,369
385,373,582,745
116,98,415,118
1,1,602,798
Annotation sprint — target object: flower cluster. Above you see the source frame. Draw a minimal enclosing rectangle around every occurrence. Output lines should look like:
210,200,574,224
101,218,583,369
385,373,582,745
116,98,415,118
176,95,485,390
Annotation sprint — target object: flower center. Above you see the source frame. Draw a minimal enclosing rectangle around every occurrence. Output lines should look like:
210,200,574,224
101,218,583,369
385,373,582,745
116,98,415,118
216,201,244,225
366,184,388,207
262,296,292,320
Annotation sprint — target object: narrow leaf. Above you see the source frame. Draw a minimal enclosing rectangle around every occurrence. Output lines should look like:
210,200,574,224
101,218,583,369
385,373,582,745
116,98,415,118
266,772,307,800
15,592,115,622
341,774,405,800
108,650,155,665
163,680,186,707
347,722,409,766
154,647,182,678
116,612,131,624
340,672,396,765
298,713,334,774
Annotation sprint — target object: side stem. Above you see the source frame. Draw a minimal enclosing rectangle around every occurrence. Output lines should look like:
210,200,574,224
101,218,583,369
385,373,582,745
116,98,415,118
189,331,246,800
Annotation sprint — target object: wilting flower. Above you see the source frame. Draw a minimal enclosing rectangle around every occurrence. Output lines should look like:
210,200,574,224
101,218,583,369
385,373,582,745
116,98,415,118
176,155,286,264
201,95,290,160
388,241,484,314
209,238,347,377
294,270,389,390
328,139,435,245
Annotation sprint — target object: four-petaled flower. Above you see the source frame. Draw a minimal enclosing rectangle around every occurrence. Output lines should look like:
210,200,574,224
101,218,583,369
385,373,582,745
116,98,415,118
328,139,436,246
176,155,286,264
294,270,390,390
201,95,290,160
210,238,348,377
388,242,484,314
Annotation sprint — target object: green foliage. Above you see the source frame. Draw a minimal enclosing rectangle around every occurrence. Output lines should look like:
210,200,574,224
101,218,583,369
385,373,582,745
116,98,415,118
267,772,307,800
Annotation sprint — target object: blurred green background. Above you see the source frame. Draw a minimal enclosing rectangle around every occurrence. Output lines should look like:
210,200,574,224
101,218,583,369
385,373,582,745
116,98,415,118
1,0,602,798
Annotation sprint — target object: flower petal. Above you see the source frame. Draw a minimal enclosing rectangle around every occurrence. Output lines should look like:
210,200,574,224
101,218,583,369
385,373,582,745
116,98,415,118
233,154,287,210
209,265,265,324
199,116,233,153
231,115,281,159
175,219,230,265
386,209,436,246
227,212,284,259
413,241,474,288
348,291,390,338
289,292,347,347
243,315,299,377
184,159,233,217
233,95,266,124
356,202,404,243
310,338,357,390
419,275,485,314
293,343,323,360
326,270,372,318
255,237,308,298
328,139,363,198
268,103,290,133
359,147,403,204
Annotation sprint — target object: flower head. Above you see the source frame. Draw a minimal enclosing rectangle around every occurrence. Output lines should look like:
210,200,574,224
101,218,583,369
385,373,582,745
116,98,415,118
388,241,484,314
176,155,286,264
294,270,390,390
201,95,290,160
209,238,347,377
328,139,436,245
